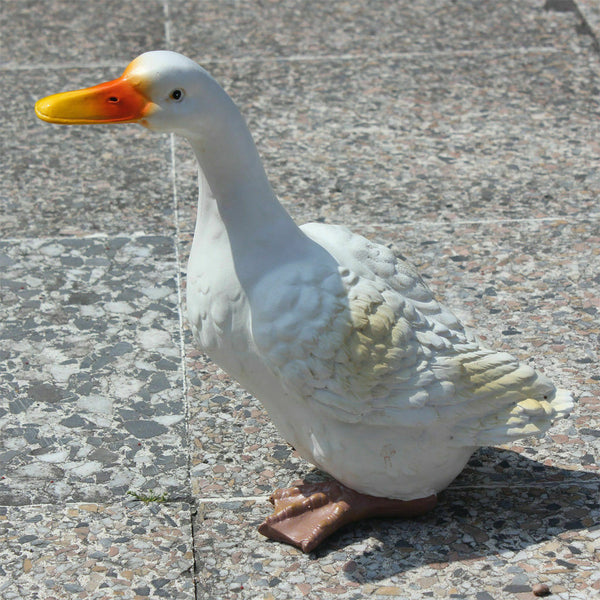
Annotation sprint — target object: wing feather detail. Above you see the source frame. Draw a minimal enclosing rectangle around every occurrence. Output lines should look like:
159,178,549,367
251,223,572,444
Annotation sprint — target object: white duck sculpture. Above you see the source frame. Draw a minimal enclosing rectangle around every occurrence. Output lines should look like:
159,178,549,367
36,51,573,552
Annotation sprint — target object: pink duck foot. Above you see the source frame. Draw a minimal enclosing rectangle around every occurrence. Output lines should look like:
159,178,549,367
258,480,437,553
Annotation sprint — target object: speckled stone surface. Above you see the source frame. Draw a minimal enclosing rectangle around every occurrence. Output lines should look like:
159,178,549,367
174,47,600,235
193,488,600,599
170,0,587,60
0,501,194,599
0,0,165,67
576,0,600,44
1,0,600,598
0,235,188,505
185,218,599,496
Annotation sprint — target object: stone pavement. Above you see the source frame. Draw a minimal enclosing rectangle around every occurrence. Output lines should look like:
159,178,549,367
1,1,599,598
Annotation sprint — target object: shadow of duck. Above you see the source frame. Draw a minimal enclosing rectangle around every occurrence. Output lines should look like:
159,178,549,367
306,448,599,582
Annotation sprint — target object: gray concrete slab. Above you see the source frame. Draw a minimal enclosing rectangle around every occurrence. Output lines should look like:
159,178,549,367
193,485,599,599
1,0,599,599
0,501,194,599
0,236,188,505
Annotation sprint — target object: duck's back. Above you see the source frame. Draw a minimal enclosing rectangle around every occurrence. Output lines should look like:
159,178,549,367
252,222,573,447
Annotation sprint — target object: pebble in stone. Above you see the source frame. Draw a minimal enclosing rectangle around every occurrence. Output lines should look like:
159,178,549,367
532,583,551,597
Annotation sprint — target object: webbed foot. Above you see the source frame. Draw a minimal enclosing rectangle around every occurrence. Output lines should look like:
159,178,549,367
258,480,437,553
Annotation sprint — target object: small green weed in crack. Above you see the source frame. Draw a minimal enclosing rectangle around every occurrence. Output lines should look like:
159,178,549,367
127,490,170,504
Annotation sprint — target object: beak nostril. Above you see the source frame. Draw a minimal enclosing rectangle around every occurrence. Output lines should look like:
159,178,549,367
107,96,119,103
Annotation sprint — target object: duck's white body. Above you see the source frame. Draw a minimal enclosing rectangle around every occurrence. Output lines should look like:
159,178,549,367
181,51,572,498
36,51,573,503
188,175,571,498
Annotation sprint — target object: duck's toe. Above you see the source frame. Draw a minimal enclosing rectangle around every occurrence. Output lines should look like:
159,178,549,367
258,480,437,553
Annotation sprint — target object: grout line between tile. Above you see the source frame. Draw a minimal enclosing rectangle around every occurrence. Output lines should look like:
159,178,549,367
3,212,597,245
192,479,600,504
0,45,564,72
169,135,189,479
366,213,600,228
1,62,128,72
163,5,199,592
1,231,170,244
201,45,563,65
5,476,596,511
196,496,268,504
163,0,173,49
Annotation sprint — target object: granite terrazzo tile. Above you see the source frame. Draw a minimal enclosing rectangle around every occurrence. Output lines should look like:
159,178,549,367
3,1,598,599
0,236,188,505
454,445,598,492
170,0,588,61
0,0,165,67
380,218,599,391
186,375,598,500
183,216,597,499
187,354,321,499
575,0,600,43
0,501,194,599
193,484,599,599
174,48,600,235
0,68,173,238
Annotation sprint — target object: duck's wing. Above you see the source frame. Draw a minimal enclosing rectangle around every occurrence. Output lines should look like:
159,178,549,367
251,223,573,446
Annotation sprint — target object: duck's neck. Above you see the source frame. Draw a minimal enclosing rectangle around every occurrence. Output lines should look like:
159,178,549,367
185,95,303,281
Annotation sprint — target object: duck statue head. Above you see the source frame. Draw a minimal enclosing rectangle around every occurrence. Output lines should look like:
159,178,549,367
36,51,222,133
36,51,271,208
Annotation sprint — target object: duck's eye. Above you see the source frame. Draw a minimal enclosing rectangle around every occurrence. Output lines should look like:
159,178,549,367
170,89,184,101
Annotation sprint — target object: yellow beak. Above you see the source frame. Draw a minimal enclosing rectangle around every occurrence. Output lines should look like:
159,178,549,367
35,75,151,125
